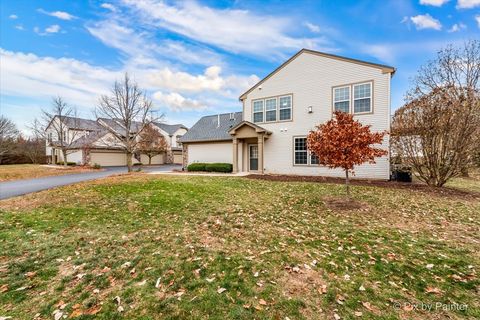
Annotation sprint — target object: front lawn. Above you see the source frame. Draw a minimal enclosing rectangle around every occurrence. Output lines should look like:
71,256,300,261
0,164,97,182
0,175,478,319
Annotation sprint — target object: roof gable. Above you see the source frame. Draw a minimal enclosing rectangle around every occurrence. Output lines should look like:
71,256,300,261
239,48,396,100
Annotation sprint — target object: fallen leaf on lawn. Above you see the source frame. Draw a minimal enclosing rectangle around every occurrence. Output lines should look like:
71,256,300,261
206,277,215,283
129,268,136,275
425,287,442,294
117,306,124,312
403,304,413,311
258,299,267,306
318,284,327,294
155,277,161,288
354,311,362,317
217,288,226,294
0,284,8,293
136,280,147,286
362,301,373,311
25,271,37,278
359,285,366,291
426,264,434,269
334,313,341,320
113,296,121,305
84,305,102,315
243,304,250,309
52,310,63,320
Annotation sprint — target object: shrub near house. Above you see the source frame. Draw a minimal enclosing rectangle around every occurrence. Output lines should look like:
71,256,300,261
187,163,233,173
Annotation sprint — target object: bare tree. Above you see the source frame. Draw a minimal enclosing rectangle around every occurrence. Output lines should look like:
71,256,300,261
96,73,160,172
392,40,480,186
0,115,19,164
16,135,46,164
34,97,82,166
137,125,168,165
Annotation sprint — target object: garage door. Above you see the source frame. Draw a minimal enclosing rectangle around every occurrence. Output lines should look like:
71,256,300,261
140,153,165,165
90,152,127,166
173,152,182,164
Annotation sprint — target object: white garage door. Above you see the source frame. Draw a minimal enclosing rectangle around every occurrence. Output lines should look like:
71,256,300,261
188,142,232,164
90,152,127,166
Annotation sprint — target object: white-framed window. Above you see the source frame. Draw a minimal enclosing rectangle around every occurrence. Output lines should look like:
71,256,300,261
333,82,373,114
334,86,350,113
265,98,277,122
253,100,264,123
279,95,292,121
252,94,292,123
293,137,319,166
353,82,372,113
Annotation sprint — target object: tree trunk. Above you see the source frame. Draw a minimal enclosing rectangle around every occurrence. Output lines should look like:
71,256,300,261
126,151,133,172
62,149,68,167
148,156,152,165
345,169,350,197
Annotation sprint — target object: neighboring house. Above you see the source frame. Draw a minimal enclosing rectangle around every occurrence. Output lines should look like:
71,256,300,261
180,48,395,179
46,116,188,166
152,123,188,164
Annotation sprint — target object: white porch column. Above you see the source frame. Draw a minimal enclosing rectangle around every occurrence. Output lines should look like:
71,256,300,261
232,137,238,173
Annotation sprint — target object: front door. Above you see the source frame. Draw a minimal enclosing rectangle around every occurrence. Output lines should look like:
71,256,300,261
249,145,258,171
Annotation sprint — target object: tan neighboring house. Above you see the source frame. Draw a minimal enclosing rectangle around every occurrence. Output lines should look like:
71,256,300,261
46,116,188,166
180,48,395,179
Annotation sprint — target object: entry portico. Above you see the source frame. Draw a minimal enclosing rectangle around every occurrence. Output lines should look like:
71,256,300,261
228,121,271,174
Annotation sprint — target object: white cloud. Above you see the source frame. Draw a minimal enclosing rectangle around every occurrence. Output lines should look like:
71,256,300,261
0,49,119,109
121,0,331,59
447,22,467,32
15,25,25,31
37,9,76,20
419,0,449,6
148,66,224,93
9,14,18,19
45,24,61,33
86,19,222,67
475,15,480,27
304,22,320,33
410,14,442,30
360,44,395,64
100,3,117,11
456,0,480,8
153,92,208,111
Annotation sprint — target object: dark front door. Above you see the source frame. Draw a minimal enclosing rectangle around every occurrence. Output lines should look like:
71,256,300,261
249,145,258,171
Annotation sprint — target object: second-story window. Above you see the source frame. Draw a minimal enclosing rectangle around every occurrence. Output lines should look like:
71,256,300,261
334,86,350,113
279,95,292,121
265,98,277,122
252,94,292,123
253,100,264,123
353,83,372,113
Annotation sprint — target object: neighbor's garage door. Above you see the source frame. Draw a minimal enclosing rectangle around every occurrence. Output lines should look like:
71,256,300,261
173,151,182,164
90,151,127,166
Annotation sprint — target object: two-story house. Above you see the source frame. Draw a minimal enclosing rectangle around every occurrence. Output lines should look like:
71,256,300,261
180,49,395,179
46,116,188,166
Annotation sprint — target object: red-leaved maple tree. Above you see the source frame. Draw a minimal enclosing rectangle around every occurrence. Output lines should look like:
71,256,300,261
307,111,388,196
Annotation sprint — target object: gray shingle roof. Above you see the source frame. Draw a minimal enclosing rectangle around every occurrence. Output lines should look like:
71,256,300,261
59,116,103,131
180,112,242,143
69,129,110,149
153,123,188,135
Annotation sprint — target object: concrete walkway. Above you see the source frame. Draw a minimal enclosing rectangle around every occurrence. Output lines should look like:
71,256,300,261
0,165,180,200
147,171,250,177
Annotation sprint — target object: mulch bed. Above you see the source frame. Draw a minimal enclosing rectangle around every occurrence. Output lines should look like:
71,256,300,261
246,174,480,199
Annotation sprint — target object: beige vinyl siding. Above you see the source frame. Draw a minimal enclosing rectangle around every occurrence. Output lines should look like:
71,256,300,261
243,52,390,179
187,142,233,164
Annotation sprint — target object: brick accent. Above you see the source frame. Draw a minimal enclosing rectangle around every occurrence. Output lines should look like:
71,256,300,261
182,144,188,169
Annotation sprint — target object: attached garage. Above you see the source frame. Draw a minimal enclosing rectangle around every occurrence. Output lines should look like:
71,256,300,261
173,151,183,164
187,142,232,164
140,153,165,165
90,151,127,166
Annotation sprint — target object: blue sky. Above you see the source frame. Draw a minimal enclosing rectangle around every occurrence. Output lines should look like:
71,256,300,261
1,0,479,132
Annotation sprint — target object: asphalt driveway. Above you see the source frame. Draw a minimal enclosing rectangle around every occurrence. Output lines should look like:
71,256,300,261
0,165,180,200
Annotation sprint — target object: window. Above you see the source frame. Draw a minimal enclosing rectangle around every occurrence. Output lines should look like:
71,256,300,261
294,137,319,166
333,82,373,114
294,137,308,165
176,135,183,147
253,100,264,123
353,83,372,113
334,86,350,113
252,94,292,123
265,98,277,122
279,95,292,121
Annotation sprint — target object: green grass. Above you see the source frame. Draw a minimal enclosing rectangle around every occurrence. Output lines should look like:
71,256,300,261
0,174,479,319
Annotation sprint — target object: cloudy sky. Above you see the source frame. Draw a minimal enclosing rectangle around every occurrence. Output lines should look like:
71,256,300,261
1,0,479,132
